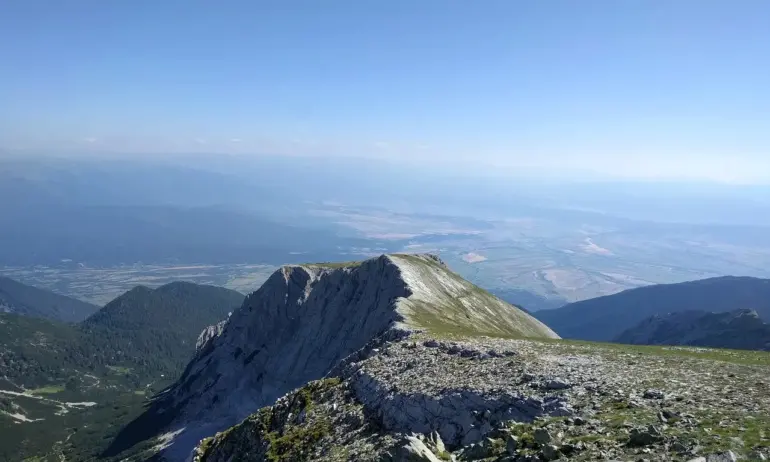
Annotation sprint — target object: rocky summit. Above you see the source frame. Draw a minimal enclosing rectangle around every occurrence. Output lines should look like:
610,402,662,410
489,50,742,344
113,254,556,461
113,254,770,462
192,331,770,462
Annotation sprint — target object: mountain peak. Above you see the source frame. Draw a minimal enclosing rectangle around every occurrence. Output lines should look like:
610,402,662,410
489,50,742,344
110,253,555,460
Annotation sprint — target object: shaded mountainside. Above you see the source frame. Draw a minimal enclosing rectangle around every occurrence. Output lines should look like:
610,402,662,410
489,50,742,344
535,276,770,341
0,282,245,388
108,254,556,461
614,309,770,351
0,282,244,462
0,276,99,322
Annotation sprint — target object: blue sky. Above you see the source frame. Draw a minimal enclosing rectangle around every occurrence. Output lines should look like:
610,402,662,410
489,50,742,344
1,1,769,182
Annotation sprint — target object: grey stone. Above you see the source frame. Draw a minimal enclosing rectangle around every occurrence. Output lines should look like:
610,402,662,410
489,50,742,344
506,435,519,455
487,349,503,358
705,451,738,462
194,319,227,354
670,441,688,453
544,378,572,390
392,436,443,462
559,443,576,456
661,409,679,420
460,348,481,358
643,389,665,399
459,442,491,460
629,426,663,446
534,428,553,445
542,444,560,460
517,455,541,462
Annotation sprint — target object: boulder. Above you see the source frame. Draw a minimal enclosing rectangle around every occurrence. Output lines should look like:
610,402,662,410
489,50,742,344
392,436,442,462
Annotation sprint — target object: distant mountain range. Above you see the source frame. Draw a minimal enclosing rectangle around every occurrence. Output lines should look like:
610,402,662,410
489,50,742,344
614,309,770,351
535,276,770,341
0,276,99,322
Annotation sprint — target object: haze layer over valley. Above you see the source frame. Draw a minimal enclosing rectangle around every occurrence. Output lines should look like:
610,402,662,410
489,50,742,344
2,155,769,310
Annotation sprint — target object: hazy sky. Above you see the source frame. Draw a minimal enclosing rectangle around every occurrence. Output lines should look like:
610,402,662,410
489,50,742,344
1,1,769,182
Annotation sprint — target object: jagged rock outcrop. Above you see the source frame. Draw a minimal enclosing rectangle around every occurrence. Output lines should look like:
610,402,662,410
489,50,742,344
195,334,770,461
195,318,228,354
614,309,770,351
110,254,556,461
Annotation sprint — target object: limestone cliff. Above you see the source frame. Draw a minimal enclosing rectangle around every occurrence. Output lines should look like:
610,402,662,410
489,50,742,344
109,254,556,461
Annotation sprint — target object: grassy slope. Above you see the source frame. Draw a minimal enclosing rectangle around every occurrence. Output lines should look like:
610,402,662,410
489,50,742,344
391,254,559,339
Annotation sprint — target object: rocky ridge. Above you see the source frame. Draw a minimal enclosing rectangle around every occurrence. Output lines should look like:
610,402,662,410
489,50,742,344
195,334,770,461
112,254,555,461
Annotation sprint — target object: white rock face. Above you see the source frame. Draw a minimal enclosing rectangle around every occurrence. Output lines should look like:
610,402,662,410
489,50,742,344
194,319,227,354
124,254,556,461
